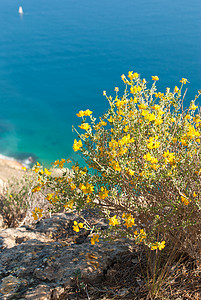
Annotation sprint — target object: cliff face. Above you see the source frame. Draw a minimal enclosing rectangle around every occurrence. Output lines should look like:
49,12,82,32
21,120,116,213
0,158,24,193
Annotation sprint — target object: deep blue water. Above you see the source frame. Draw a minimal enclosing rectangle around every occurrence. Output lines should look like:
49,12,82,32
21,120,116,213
0,0,200,166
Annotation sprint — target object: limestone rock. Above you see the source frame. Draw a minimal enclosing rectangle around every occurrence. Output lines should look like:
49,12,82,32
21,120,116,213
0,212,134,299
0,275,21,297
23,284,52,300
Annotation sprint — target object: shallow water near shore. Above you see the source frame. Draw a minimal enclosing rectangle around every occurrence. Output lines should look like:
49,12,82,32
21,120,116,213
0,0,200,166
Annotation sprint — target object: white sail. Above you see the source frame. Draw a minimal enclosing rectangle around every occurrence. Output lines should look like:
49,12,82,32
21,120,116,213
19,6,23,14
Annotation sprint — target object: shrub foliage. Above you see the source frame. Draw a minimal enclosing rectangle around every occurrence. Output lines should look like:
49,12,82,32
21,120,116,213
32,72,201,261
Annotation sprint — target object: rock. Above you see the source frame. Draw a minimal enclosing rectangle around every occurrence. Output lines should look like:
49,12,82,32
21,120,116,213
0,215,4,229
51,286,65,300
0,275,20,297
23,284,52,300
0,212,134,299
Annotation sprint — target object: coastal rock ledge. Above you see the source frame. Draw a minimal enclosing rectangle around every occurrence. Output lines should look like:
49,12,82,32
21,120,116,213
0,213,135,299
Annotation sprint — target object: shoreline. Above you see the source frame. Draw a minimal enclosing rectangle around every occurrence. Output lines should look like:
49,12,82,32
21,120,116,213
0,154,24,168
0,155,25,192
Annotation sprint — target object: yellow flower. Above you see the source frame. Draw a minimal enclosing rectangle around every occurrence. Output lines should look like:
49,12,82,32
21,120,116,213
138,103,147,110
181,195,190,205
114,87,119,92
78,123,90,130
58,159,66,168
73,139,83,152
109,160,121,172
158,241,165,250
109,215,119,226
103,90,106,96
86,196,91,203
44,168,51,175
143,152,152,161
190,103,198,110
73,221,83,233
22,166,27,171
127,168,135,176
53,159,59,166
46,193,54,201
151,243,158,250
64,200,74,209
163,150,175,165
152,76,159,81
91,233,99,245
174,86,179,93
79,183,94,194
123,213,135,228
130,85,141,94
180,78,188,84
70,183,76,191
84,109,92,116
193,192,197,197
121,74,128,83
32,207,43,220
76,110,85,117
73,221,80,232
99,187,109,200
152,104,161,110
108,116,114,123
123,125,129,132
32,186,41,193
128,71,139,80
155,116,163,125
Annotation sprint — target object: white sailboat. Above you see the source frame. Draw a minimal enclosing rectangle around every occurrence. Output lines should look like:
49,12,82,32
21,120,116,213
19,6,23,14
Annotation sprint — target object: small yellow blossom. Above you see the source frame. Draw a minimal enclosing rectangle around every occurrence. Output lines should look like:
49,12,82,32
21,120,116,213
73,139,83,152
180,78,188,84
44,168,51,175
46,193,54,201
91,233,99,245
79,182,94,194
73,221,84,232
181,195,190,205
190,103,198,110
152,76,159,81
109,160,121,172
84,109,92,116
109,215,119,226
158,241,166,250
32,207,43,220
128,71,139,80
76,110,85,117
32,186,41,193
123,213,136,228
138,103,147,110
78,123,91,130
99,187,109,200
151,241,165,250
174,86,179,93
53,159,59,166
64,200,74,209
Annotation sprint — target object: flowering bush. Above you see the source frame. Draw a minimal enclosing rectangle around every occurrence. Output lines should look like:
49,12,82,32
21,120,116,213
32,72,201,261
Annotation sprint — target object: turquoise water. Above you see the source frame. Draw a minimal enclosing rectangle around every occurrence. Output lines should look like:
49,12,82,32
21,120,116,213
0,0,200,166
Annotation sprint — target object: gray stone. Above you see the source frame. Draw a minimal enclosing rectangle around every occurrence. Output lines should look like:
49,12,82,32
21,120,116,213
0,212,134,298
23,284,52,300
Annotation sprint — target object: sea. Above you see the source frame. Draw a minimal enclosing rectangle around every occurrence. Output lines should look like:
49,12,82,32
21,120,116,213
0,0,200,167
